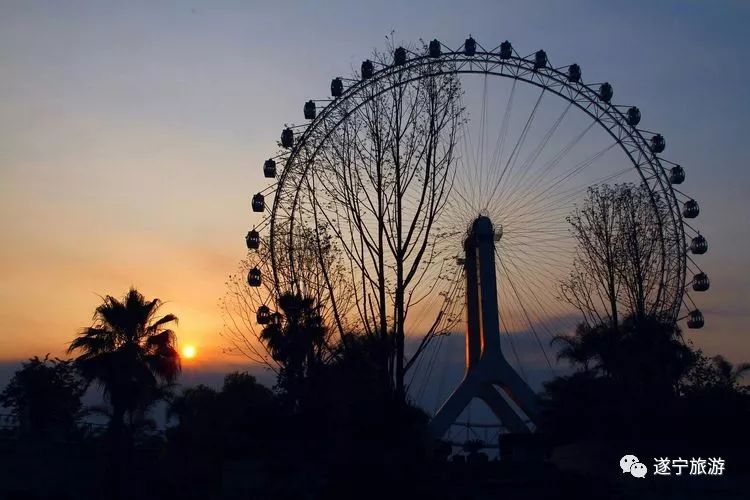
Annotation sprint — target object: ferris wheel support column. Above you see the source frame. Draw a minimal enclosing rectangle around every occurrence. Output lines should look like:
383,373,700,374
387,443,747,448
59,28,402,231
429,216,539,439
464,236,481,372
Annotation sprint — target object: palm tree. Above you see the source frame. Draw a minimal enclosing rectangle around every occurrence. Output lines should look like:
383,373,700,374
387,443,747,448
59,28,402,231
711,355,750,388
260,292,327,407
68,287,181,435
551,322,619,374
552,323,597,372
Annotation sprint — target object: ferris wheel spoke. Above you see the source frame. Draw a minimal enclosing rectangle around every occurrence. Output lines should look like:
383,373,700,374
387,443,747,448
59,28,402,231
491,101,573,210
499,243,573,285
484,87,545,211
484,79,517,200
500,313,528,382
497,249,577,347
497,161,625,230
455,116,480,212
496,254,554,371
512,120,598,203
494,142,619,219
508,165,631,226
498,249,574,297
477,73,490,202
499,245,570,296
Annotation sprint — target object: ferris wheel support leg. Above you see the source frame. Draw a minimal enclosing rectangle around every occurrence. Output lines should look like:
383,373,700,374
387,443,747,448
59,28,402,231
475,216,540,421
493,358,539,421
429,379,476,438
429,216,541,440
464,235,482,372
477,384,529,433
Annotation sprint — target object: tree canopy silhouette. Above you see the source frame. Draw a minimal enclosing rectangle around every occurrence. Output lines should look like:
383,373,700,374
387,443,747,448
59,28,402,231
259,292,329,409
708,354,750,389
560,183,673,329
0,355,87,439
67,288,181,433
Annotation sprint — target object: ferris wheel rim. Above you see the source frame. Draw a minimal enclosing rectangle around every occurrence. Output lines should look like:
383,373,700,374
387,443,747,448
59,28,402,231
266,42,693,328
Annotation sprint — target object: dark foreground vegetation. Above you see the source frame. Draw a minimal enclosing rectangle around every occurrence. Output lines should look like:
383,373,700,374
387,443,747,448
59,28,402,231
1,288,748,499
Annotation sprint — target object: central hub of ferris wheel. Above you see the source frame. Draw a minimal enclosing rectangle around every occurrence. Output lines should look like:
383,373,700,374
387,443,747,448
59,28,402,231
429,216,539,438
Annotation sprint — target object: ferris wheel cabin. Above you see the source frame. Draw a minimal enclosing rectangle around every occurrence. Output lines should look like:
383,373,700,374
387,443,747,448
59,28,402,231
429,39,441,58
281,128,294,148
669,165,685,185
683,199,700,218
330,77,343,97
303,100,317,120
251,193,265,212
650,134,666,153
690,235,708,254
627,106,641,126
246,229,260,250
464,37,477,56
567,64,581,83
692,272,710,292
247,267,262,287
687,310,705,329
361,59,374,80
499,41,512,59
256,305,272,325
263,159,276,178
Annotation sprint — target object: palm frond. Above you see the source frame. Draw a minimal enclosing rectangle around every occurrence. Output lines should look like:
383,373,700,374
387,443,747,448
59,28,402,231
147,314,179,332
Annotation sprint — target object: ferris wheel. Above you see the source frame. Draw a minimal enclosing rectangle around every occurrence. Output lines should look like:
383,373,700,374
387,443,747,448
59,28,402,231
244,37,709,427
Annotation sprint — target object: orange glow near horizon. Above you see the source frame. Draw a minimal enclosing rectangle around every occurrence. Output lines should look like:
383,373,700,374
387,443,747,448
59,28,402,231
0,3,748,375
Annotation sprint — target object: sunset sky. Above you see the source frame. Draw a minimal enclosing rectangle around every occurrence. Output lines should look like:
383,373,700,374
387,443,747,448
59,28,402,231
1,0,749,387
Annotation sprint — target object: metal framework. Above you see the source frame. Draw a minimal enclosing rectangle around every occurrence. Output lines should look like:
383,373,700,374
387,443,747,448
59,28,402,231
246,37,709,440
267,45,702,322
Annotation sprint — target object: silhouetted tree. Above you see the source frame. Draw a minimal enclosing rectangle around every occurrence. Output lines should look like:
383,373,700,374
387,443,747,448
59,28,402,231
709,354,750,390
68,288,181,434
0,355,87,439
164,373,279,499
310,332,433,477
306,38,465,398
549,183,696,441
167,372,277,453
260,292,328,409
543,314,696,440
538,370,619,443
67,288,180,499
670,348,750,456
616,185,665,320
84,381,172,444
220,221,353,371
560,184,672,329
552,323,600,372
219,372,277,426
561,185,622,330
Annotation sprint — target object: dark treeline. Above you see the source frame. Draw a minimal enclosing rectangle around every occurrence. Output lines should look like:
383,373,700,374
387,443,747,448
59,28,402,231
542,314,750,457
2,289,748,499
0,289,450,499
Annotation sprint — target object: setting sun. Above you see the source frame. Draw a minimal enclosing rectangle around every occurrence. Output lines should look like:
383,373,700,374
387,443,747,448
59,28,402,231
182,344,197,360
